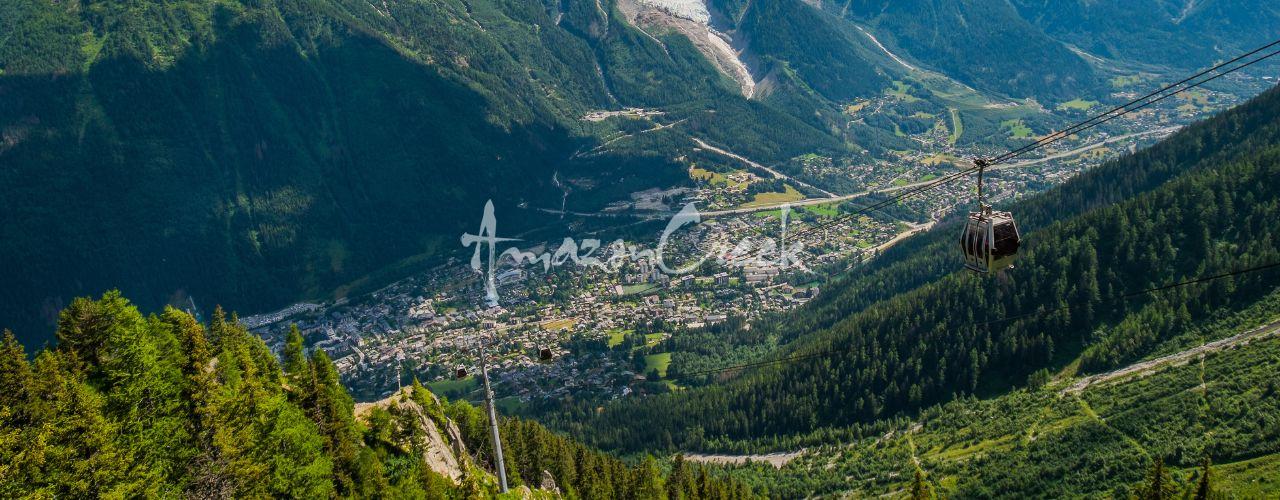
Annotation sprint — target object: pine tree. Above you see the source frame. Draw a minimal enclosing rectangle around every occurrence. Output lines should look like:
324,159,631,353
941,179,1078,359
162,309,216,437
87,296,189,487
0,332,34,497
1138,457,1176,500
282,324,311,390
307,349,362,493
207,306,229,349
237,314,281,387
696,466,714,499
910,468,931,500
55,291,134,375
159,308,232,496
1193,457,1212,500
0,330,31,414
667,454,688,500
631,456,665,500
27,350,142,496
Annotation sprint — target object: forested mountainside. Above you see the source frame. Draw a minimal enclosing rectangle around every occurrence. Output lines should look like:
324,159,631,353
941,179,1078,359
539,84,1280,454
0,292,754,498
3,0,1275,347
1011,0,1280,71
838,0,1280,100
840,0,1098,100
0,0,954,346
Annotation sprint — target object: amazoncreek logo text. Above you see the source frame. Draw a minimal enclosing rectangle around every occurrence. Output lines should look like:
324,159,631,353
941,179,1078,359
461,200,804,304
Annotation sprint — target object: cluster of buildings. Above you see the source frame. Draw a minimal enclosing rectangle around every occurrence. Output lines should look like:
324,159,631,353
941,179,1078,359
237,85,1239,404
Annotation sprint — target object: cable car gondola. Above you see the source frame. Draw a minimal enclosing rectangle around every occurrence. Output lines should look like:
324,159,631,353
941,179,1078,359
454,366,469,379
959,158,1021,273
537,347,554,363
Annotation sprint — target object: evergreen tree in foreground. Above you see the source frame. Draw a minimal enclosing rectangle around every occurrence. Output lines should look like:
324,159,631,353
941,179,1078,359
0,291,755,498
1137,457,1176,500
1193,457,1212,500
910,468,931,500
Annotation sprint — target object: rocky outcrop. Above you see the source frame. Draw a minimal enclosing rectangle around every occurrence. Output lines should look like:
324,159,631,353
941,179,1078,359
355,387,467,482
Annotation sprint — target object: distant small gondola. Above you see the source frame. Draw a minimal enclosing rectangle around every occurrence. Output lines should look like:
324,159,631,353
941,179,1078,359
538,347,554,363
455,366,468,379
959,158,1021,273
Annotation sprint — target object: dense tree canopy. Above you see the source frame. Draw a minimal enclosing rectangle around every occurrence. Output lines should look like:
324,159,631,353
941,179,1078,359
0,293,753,498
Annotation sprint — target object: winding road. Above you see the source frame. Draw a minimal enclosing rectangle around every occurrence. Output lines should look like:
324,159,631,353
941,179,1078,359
692,138,837,198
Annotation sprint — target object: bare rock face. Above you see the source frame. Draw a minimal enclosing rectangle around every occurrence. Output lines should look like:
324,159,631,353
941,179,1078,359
444,414,471,463
540,469,561,494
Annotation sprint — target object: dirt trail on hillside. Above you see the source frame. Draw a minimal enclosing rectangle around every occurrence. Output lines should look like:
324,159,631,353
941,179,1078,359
1064,317,1280,394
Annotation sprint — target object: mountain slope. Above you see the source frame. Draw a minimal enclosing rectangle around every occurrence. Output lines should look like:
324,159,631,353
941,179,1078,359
6,0,943,347
541,83,1280,453
841,0,1099,101
0,0,788,346
722,310,1280,497
1010,0,1280,72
